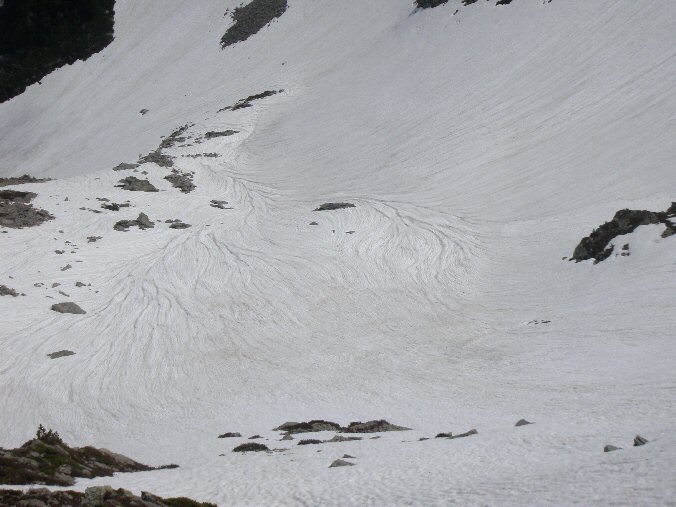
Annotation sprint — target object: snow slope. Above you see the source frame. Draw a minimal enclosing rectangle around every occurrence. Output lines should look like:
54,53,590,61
1,0,676,505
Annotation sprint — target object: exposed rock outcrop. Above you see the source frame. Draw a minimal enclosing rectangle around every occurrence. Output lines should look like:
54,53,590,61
221,0,288,48
218,432,242,438
0,189,54,228
0,285,20,297
341,420,411,433
233,442,269,452
116,177,158,192
0,486,216,506
0,175,51,187
114,213,155,231
329,459,354,468
165,170,195,193
571,203,676,263
47,350,76,359
218,90,282,112
0,427,152,486
313,202,355,212
51,302,86,314
274,420,342,434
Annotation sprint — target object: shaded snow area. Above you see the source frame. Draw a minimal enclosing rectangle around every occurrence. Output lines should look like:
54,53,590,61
1,0,676,505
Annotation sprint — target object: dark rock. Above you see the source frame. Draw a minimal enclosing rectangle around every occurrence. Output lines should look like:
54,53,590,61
233,442,269,452
159,124,191,150
55,249,65,254
326,435,362,443
0,487,215,506
0,427,151,487
210,199,231,209
342,420,411,433
87,236,102,243
51,302,86,314
114,213,155,231
139,108,149,115
342,454,355,459
47,350,75,359
184,152,220,158
61,264,72,271
449,429,478,439
280,434,293,441
329,459,354,468
0,285,19,297
416,0,449,8
515,419,533,427
274,420,342,434
218,432,242,438
0,190,38,203
435,432,453,438
309,221,318,226
0,175,51,187
75,282,86,287
297,439,323,446
0,1,115,104
0,190,53,228
169,221,192,229
101,202,131,211
633,435,649,447
155,463,179,470
138,150,174,168
204,130,238,139
164,171,195,193
571,204,676,263
604,445,621,453
219,90,283,112
112,162,139,171
221,0,288,48
116,176,158,192
313,202,355,212
248,435,262,440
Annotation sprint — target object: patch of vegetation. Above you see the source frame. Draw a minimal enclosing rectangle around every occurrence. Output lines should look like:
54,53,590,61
0,426,152,486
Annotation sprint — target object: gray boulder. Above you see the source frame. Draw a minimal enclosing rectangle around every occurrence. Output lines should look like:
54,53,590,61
116,176,158,192
634,435,649,447
329,459,354,468
342,420,411,433
47,350,76,359
51,302,86,314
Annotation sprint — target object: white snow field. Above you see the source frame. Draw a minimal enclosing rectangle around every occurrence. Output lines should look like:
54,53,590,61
1,0,676,504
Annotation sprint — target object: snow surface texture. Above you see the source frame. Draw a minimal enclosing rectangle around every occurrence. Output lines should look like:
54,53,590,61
1,0,676,505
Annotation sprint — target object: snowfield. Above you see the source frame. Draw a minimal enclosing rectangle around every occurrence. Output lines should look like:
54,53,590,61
1,0,676,505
